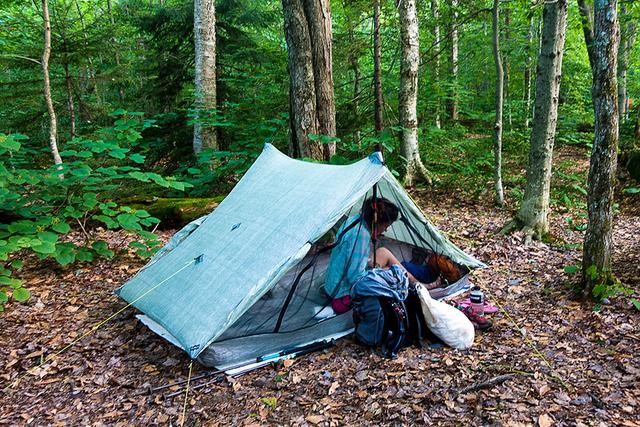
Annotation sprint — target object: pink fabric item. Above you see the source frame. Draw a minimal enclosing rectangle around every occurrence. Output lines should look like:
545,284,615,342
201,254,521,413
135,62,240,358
331,295,352,314
456,298,499,314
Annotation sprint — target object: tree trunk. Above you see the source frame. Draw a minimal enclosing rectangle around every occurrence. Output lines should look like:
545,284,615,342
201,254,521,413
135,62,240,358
616,3,630,122
283,0,321,160
503,5,512,131
447,0,459,123
106,0,124,102
516,0,568,243
582,0,619,297
577,0,596,70
193,0,218,154
492,0,504,207
431,0,441,129
399,0,430,187
523,9,534,128
373,0,383,133
303,0,336,159
282,0,336,161
74,0,101,106
346,12,361,147
64,60,76,138
41,0,63,173
635,104,640,141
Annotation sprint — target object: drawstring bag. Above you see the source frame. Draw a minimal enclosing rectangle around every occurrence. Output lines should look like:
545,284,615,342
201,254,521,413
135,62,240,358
415,283,474,350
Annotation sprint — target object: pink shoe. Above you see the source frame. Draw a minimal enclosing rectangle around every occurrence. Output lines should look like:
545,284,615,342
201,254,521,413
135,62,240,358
456,298,499,314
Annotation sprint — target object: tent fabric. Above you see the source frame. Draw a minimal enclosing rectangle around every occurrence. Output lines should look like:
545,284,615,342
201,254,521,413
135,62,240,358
116,144,486,361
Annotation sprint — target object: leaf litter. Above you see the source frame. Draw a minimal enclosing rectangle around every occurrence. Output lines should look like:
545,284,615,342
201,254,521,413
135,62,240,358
1,149,639,426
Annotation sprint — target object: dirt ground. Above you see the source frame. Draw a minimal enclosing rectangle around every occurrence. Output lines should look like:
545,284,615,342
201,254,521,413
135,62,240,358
1,148,639,426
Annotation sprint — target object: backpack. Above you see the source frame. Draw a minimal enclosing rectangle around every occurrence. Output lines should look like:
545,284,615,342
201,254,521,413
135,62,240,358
352,295,408,358
351,266,409,358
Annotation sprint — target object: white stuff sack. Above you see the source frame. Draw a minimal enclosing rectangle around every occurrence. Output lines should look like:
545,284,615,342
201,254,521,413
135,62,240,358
415,283,475,350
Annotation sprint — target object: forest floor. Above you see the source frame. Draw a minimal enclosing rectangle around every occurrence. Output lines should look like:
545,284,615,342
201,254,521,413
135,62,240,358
1,146,639,426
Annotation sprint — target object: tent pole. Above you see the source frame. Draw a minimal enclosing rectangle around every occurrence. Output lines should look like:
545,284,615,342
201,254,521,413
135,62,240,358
372,144,383,268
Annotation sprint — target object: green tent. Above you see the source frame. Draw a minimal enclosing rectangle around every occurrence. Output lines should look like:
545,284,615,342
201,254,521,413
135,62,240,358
117,144,485,369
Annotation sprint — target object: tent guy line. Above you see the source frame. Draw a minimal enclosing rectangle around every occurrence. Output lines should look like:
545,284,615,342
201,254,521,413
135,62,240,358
3,257,200,392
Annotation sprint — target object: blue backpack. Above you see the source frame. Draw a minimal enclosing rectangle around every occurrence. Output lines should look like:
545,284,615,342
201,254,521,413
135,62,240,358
351,266,409,358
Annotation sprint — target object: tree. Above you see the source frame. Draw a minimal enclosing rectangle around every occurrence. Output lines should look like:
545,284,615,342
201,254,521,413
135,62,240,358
447,0,459,123
430,0,441,129
617,3,636,123
512,0,568,243
582,0,619,296
491,0,504,207
577,0,595,70
398,0,429,187
282,0,336,161
41,0,63,172
373,0,383,133
193,0,218,155
523,6,535,128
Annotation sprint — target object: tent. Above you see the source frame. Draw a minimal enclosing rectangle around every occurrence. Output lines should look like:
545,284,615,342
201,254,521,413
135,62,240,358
116,144,485,370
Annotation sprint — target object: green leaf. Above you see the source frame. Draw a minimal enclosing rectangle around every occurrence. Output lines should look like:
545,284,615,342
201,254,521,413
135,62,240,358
623,187,640,194
11,260,23,269
130,153,145,164
592,283,606,300
12,287,30,302
586,265,599,280
135,210,150,218
70,165,92,177
94,215,119,229
92,241,114,258
32,240,56,254
54,246,75,265
37,231,59,243
0,135,21,151
138,230,159,240
128,171,150,182
76,248,94,262
128,241,147,250
0,289,7,304
564,265,579,274
8,221,37,235
632,299,640,311
0,276,22,288
117,213,142,231
52,222,71,234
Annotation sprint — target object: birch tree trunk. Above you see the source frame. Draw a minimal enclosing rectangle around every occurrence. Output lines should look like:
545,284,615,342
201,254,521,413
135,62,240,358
516,0,568,243
193,0,218,154
431,0,441,129
373,0,383,133
447,0,459,123
64,60,76,138
582,0,619,297
492,0,504,207
282,0,336,160
616,3,632,122
399,0,430,187
41,0,63,172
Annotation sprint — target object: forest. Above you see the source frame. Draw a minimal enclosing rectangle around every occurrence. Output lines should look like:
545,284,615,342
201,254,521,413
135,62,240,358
1,0,639,425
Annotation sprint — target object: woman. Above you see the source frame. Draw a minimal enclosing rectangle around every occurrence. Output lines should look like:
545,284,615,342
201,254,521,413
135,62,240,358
324,197,418,314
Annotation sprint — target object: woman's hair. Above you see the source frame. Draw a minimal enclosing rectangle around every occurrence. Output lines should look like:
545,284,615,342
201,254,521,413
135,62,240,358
362,196,399,227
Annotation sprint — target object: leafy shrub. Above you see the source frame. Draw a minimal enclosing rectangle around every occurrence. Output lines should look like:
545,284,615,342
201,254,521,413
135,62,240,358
0,111,193,311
